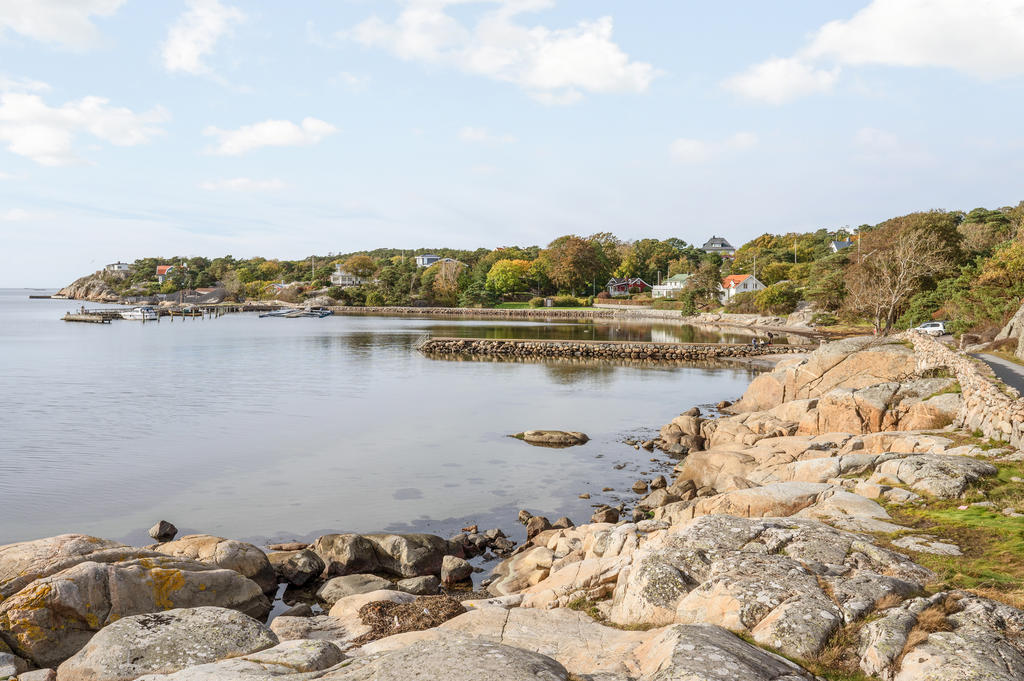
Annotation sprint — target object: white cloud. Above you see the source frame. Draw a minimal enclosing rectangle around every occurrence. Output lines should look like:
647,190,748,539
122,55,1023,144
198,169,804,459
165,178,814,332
724,57,839,105
726,0,1024,103
0,75,50,93
853,127,931,164
805,0,1024,79
0,90,168,166
1,208,48,221
203,117,337,155
347,0,658,103
162,0,245,75
0,0,126,49
200,177,286,191
670,132,759,164
459,126,517,144
471,164,500,176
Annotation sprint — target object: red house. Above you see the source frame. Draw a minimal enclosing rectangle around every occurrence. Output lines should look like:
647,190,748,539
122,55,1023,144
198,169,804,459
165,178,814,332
606,277,651,297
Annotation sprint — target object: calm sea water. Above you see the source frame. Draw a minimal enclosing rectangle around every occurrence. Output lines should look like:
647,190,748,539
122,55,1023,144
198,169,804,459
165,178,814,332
0,289,761,547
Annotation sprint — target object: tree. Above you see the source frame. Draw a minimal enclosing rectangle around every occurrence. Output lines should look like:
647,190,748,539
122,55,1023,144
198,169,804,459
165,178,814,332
345,255,378,278
842,229,955,334
760,262,793,285
222,270,244,301
543,236,604,295
432,259,464,306
486,259,532,297
755,282,801,314
615,239,679,283
687,261,723,309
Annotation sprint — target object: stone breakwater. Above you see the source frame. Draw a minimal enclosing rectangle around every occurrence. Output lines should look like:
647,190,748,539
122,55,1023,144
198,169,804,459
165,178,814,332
330,306,615,319
910,331,1024,448
418,337,808,361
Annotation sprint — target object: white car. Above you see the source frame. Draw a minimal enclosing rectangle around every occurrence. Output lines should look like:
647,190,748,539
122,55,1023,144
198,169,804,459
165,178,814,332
915,321,947,336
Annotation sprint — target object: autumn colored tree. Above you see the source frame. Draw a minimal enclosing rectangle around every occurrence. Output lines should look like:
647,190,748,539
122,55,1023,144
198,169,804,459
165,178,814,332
345,254,378,278
543,235,605,295
486,259,532,297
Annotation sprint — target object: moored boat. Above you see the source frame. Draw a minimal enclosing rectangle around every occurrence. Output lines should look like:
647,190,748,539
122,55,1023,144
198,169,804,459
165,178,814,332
121,306,159,321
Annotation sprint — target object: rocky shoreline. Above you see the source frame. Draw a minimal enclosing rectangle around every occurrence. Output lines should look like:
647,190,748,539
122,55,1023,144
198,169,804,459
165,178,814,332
418,338,808,361
3,334,1024,680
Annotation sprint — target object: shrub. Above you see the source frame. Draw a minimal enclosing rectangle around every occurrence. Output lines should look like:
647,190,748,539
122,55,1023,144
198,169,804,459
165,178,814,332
528,296,546,308
326,286,345,300
811,312,839,326
726,291,758,314
365,290,386,307
596,291,611,300
552,295,581,307
755,282,801,314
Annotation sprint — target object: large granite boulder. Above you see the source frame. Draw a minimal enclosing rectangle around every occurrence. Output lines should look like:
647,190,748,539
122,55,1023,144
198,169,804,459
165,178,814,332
0,555,271,668
55,607,278,681
0,534,154,599
267,549,324,587
609,515,931,660
316,574,396,606
133,640,346,680
731,337,918,413
312,533,458,578
155,535,277,593
799,379,960,434
515,431,589,447
867,454,997,498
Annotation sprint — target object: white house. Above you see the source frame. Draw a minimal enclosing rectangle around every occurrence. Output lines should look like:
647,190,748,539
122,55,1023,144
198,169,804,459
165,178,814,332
330,264,369,287
415,254,441,267
829,240,854,253
105,262,131,273
720,274,765,301
651,273,691,298
155,265,175,284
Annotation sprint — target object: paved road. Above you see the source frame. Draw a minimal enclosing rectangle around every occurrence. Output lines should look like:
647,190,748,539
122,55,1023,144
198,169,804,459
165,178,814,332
972,352,1024,395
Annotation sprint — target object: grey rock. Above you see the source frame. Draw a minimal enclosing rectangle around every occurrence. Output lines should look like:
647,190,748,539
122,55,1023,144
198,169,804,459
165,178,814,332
0,652,29,676
441,555,472,585
270,615,355,644
397,575,440,595
155,535,278,594
134,640,345,680
319,638,566,680
149,521,178,543
316,574,396,606
312,533,456,578
551,517,575,530
278,603,313,617
590,507,620,524
892,535,962,556
16,670,56,681
635,488,680,511
268,549,325,587
516,430,589,447
55,607,278,681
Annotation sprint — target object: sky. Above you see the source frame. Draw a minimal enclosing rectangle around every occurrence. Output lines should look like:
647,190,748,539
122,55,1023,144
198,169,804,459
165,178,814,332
1,0,1024,286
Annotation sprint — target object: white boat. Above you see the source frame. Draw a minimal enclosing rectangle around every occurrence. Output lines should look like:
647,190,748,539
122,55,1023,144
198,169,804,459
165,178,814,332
121,306,159,321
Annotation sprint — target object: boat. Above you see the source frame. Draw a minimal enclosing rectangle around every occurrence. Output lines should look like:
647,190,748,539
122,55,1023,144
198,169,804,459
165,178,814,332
259,307,334,318
121,306,159,321
259,308,295,318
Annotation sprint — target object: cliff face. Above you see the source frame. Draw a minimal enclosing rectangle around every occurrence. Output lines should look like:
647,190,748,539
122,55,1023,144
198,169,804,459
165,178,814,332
57,272,122,302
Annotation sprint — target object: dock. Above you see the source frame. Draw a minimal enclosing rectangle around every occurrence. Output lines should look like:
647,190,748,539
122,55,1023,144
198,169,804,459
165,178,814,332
62,313,111,324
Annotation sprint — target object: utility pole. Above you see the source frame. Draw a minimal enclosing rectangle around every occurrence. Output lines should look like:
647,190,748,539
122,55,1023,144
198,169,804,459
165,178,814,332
753,254,757,280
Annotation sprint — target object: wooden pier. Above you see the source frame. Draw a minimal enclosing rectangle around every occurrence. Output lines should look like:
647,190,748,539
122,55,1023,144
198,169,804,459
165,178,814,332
62,313,111,324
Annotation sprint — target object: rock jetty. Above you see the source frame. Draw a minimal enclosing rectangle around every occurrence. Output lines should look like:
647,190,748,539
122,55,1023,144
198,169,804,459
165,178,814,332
420,337,806,361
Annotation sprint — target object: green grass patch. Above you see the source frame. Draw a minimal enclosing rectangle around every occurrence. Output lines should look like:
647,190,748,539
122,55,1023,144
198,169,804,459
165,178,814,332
883,461,1024,604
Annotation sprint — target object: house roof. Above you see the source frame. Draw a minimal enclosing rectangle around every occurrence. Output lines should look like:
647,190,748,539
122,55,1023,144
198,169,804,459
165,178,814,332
830,240,854,250
721,274,752,288
703,236,734,249
664,274,691,284
607,277,651,286
156,265,174,275
417,253,440,259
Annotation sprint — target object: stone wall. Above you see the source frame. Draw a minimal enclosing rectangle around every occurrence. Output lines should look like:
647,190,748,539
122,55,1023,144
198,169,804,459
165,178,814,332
909,332,1024,447
418,337,808,361
330,306,615,319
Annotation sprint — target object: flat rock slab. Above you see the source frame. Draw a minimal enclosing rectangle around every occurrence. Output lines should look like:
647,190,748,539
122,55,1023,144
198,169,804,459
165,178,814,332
514,431,590,447
134,640,346,680
892,535,963,556
56,606,278,681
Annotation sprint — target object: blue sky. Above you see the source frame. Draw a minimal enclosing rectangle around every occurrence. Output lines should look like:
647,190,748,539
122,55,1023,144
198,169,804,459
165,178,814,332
1,0,1023,286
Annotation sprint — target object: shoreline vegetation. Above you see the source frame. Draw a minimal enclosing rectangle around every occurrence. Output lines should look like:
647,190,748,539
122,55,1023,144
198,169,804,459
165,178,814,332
50,202,1024,347
3,334,1024,680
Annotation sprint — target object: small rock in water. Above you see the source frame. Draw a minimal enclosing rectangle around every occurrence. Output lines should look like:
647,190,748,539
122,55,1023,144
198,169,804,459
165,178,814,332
441,555,472,584
613,463,627,470
551,516,574,530
632,480,648,494
525,515,552,540
650,475,667,490
641,440,655,451
267,541,308,551
461,524,478,534
602,487,614,492
591,507,619,524
716,400,732,409
279,603,314,617
684,407,701,417
148,520,177,543
578,493,591,499
517,509,533,524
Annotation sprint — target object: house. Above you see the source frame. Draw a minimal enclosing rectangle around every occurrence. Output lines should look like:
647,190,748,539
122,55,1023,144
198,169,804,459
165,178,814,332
415,254,441,267
702,236,736,256
330,264,369,287
606,277,651,297
652,273,691,298
155,265,175,284
105,262,131,273
720,274,765,301
830,240,854,253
